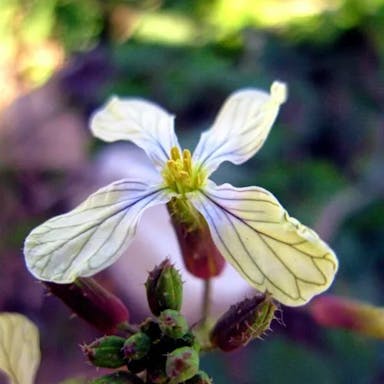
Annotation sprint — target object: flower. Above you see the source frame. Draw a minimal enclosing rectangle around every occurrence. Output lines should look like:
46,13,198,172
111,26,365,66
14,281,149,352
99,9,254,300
24,81,338,306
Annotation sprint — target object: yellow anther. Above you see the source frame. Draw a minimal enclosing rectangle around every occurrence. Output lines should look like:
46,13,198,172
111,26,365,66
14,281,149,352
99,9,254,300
171,146,181,161
162,147,207,195
182,149,192,175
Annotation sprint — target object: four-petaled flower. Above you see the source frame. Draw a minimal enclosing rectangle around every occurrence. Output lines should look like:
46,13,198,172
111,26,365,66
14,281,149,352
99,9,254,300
24,82,338,306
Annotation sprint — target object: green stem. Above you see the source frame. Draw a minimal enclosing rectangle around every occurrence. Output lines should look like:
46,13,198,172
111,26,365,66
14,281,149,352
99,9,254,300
201,278,211,327
117,321,138,335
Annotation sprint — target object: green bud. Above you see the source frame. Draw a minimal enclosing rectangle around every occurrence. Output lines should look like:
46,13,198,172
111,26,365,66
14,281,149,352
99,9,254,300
145,259,183,316
165,346,199,384
210,294,277,351
123,332,151,361
90,371,144,384
185,370,212,384
159,309,189,339
82,336,125,368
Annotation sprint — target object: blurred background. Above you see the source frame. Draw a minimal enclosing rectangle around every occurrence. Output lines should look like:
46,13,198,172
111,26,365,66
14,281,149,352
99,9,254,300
1,0,384,382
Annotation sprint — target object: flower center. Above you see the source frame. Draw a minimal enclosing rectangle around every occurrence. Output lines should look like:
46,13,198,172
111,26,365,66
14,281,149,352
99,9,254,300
162,147,206,195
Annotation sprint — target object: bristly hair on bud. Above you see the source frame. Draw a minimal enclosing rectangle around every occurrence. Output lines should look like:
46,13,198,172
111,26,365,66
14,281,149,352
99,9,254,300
210,293,277,352
45,277,129,334
145,259,183,316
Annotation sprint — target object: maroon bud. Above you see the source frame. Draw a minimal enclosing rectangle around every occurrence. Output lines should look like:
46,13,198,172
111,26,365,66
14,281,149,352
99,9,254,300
310,295,384,339
45,277,129,334
210,294,277,351
168,202,225,279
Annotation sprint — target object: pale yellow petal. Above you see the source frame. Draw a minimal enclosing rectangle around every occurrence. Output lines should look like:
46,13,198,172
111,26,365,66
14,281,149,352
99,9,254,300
193,81,287,175
24,179,171,283
90,97,180,169
0,313,40,384
191,182,338,306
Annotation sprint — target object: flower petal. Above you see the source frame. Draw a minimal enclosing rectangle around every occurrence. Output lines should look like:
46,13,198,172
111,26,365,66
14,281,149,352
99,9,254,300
90,97,180,168
190,182,338,306
193,81,287,175
0,313,40,384
24,179,171,283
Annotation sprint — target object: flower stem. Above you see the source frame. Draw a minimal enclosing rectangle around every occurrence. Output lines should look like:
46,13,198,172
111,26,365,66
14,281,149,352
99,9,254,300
117,321,138,335
201,278,212,327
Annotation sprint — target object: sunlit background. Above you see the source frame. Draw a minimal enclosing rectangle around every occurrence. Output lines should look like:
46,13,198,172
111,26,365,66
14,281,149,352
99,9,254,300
1,0,384,382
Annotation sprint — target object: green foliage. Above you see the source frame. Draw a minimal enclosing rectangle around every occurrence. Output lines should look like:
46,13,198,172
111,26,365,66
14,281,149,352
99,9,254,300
53,0,103,51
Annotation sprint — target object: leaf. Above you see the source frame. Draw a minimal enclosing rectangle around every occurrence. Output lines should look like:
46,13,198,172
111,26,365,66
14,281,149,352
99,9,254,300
0,313,40,384
191,182,338,306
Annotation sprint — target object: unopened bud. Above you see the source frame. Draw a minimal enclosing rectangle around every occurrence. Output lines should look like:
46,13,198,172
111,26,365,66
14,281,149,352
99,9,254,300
45,277,129,334
168,204,225,279
210,294,277,351
82,336,126,368
165,346,199,384
123,332,151,360
185,371,212,384
145,259,183,316
90,371,144,383
159,309,189,339
310,295,384,339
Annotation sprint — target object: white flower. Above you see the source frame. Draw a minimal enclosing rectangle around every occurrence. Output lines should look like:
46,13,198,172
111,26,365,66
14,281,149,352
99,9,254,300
24,82,338,306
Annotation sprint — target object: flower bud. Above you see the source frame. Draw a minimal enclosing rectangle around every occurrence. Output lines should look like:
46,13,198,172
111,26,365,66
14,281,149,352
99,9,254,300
145,259,183,316
168,204,225,279
185,371,212,384
82,336,126,368
210,294,277,351
310,295,384,339
45,277,129,334
165,346,199,384
90,371,144,384
123,332,151,361
159,309,189,339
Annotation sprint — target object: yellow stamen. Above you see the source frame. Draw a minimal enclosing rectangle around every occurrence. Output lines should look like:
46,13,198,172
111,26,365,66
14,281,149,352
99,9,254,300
182,149,192,175
171,146,181,161
162,146,206,195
